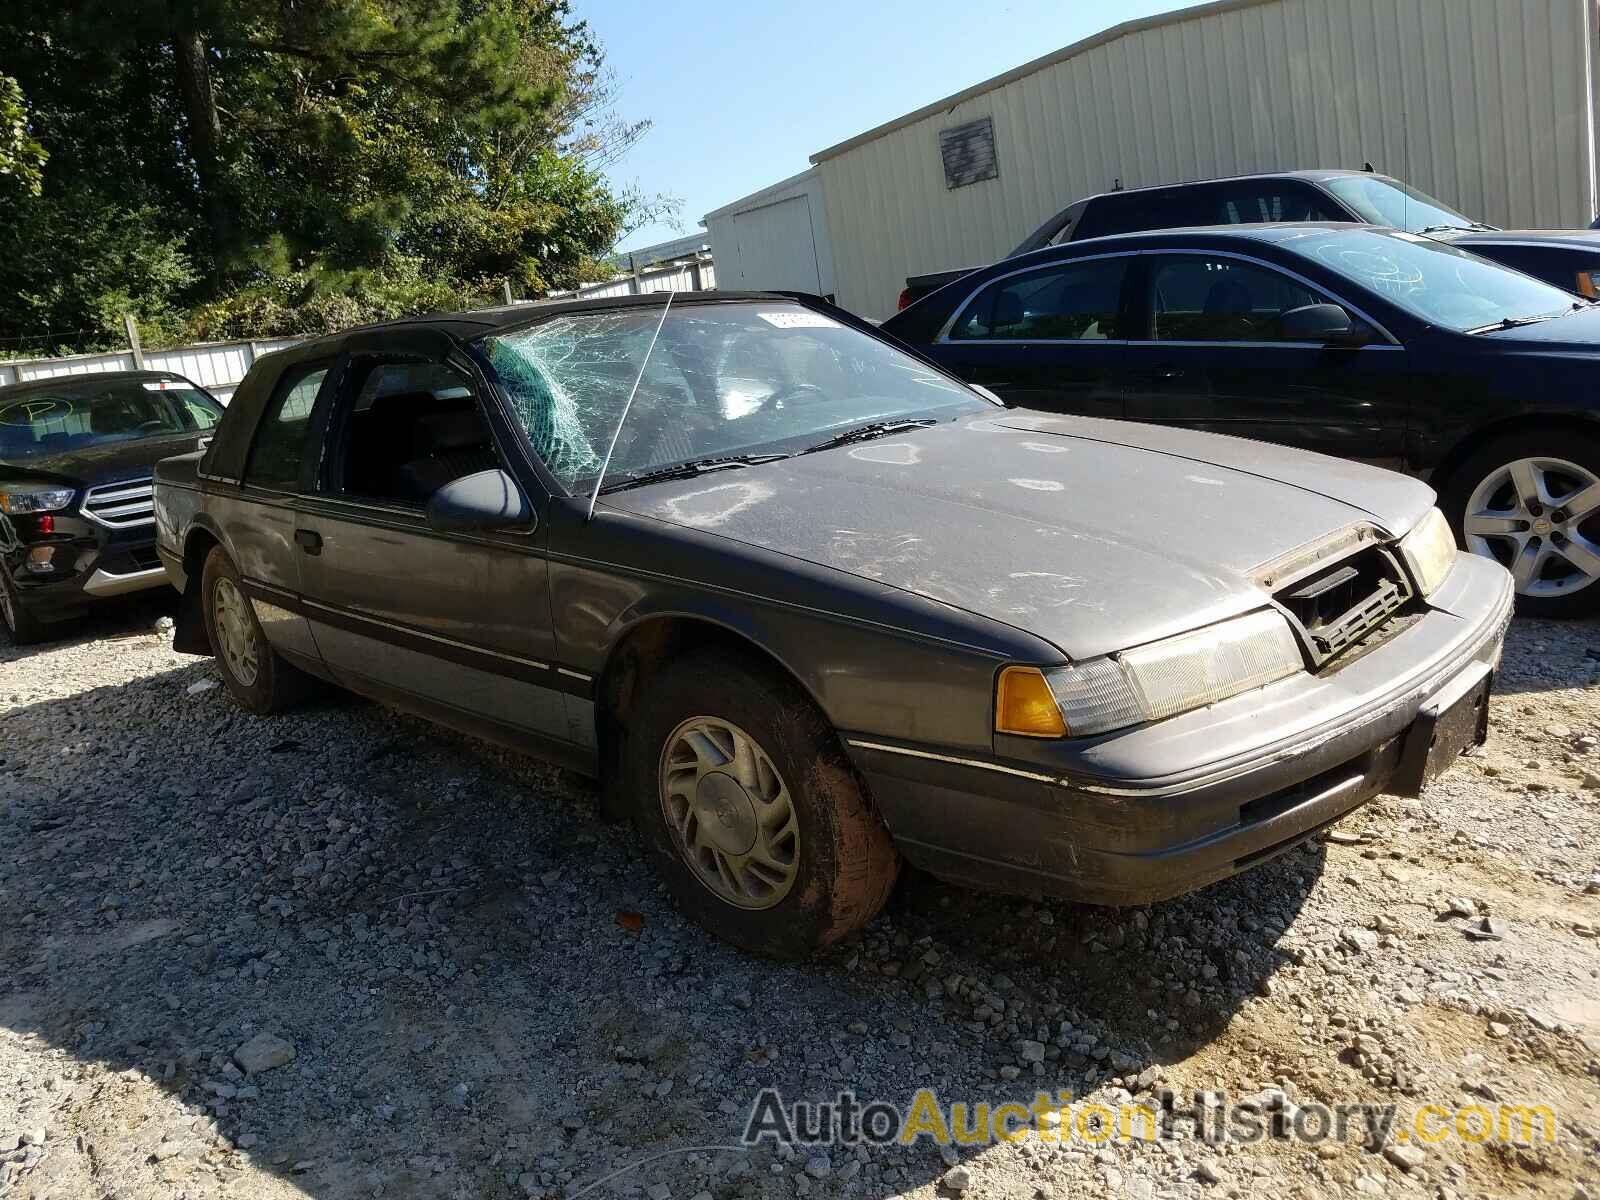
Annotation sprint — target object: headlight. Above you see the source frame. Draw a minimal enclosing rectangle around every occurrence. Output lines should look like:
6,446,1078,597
1398,507,1456,597
0,486,75,515
998,610,1305,739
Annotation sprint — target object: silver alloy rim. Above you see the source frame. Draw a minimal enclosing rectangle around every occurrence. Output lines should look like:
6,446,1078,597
1464,456,1600,598
659,716,800,910
212,576,260,686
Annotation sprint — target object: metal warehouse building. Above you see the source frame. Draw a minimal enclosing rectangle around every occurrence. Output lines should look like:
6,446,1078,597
708,0,1600,318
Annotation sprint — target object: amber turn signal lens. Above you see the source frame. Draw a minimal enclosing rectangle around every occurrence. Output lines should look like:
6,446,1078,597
995,665,1067,738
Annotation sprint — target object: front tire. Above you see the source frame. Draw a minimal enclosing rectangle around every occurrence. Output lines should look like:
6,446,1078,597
627,649,900,959
200,546,311,713
0,570,52,646
1438,429,1600,618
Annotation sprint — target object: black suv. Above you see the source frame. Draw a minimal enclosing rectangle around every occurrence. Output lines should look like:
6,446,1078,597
898,171,1600,307
0,370,223,643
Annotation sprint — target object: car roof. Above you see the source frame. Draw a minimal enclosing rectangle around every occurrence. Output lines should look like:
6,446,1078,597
283,290,822,356
0,369,201,398
1079,169,1377,204
1004,220,1404,262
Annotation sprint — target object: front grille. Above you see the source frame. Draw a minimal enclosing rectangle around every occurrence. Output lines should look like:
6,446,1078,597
82,478,155,528
1275,544,1413,668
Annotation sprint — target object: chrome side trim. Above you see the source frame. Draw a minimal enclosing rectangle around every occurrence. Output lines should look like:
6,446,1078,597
298,595,551,672
81,565,169,597
557,667,593,682
845,739,1060,783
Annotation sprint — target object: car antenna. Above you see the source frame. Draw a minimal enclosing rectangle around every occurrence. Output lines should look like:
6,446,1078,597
586,290,674,521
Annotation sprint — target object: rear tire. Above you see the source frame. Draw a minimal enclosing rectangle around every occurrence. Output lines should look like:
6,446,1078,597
627,649,900,959
1437,429,1600,619
0,570,53,646
200,546,312,713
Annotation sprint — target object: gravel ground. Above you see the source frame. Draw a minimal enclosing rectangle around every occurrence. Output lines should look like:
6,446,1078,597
2,596,1598,1200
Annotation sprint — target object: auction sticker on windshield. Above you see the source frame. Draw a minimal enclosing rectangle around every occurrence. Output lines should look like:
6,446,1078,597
757,311,839,329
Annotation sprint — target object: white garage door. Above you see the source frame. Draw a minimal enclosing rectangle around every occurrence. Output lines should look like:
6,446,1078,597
729,194,823,294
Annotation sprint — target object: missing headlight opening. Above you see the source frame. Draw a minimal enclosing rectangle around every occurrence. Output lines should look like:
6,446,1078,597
1274,542,1414,667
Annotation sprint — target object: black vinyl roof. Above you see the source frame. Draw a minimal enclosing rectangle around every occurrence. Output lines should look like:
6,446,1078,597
286,290,813,356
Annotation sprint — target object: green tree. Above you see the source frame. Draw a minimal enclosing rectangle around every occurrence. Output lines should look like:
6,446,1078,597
0,75,46,196
0,0,667,350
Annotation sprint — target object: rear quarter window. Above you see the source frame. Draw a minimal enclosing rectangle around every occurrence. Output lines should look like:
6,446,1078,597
245,364,331,491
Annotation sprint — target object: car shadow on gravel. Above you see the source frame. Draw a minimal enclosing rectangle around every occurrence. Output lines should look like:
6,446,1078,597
0,647,1323,1200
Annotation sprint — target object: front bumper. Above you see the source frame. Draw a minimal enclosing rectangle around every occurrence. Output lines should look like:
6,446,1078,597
3,512,169,622
847,552,1514,906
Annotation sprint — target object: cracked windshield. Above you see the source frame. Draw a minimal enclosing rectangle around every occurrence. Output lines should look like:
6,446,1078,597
480,302,984,492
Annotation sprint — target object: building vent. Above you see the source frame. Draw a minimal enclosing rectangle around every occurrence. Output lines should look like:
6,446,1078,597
938,117,998,189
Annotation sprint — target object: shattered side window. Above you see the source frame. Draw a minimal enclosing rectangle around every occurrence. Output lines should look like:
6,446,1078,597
484,311,660,487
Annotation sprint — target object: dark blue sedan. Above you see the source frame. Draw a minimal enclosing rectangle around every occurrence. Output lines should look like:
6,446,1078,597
883,224,1600,618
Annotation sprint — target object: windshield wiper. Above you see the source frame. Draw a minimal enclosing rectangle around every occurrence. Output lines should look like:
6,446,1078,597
799,418,937,455
597,453,789,494
1419,222,1498,234
1464,313,1564,334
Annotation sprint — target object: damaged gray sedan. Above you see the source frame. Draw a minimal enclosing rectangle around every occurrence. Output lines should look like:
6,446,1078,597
153,292,1512,958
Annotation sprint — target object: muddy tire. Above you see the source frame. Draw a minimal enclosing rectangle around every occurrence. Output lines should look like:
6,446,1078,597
627,649,900,959
200,546,312,713
1437,429,1600,619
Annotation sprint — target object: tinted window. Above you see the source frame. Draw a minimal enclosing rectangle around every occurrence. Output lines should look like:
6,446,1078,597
1075,181,1340,241
482,302,982,492
1147,257,1324,342
1075,189,1221,239
1218,182,1340,224
333,358,499,505
246,365,329,490
952,259,1129,340
1278,227,1581,331
0,377,220,459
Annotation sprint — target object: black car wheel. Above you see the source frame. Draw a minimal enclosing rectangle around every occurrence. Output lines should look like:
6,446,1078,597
200,545,311,713
627,649,900,959
0,569,51,646
1439,429,1600,618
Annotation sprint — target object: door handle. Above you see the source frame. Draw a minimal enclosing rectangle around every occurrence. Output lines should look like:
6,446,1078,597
294,528,323,555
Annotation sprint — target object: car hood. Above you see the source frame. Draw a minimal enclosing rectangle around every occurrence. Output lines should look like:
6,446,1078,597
604,411,1435,660
0,431,210,488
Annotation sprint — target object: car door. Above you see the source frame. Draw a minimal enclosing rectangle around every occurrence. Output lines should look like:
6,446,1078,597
226,358,336,665
290,338,581,748
1121,252,1410,464
922,254,1136,418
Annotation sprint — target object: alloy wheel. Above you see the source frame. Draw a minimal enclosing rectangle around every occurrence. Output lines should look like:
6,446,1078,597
1463,456,1600,598
212,576,260,686
659,716,800,910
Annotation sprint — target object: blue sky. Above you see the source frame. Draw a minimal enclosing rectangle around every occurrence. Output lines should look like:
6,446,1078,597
576,0,1196,252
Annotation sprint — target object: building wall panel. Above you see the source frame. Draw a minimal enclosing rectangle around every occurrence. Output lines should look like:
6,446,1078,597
815,0,1596,317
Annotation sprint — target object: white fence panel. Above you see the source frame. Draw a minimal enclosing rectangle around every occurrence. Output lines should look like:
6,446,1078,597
1,337,303,402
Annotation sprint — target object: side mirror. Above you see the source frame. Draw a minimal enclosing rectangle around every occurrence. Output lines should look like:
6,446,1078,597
1278,302,1371,346
425,469,533,533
